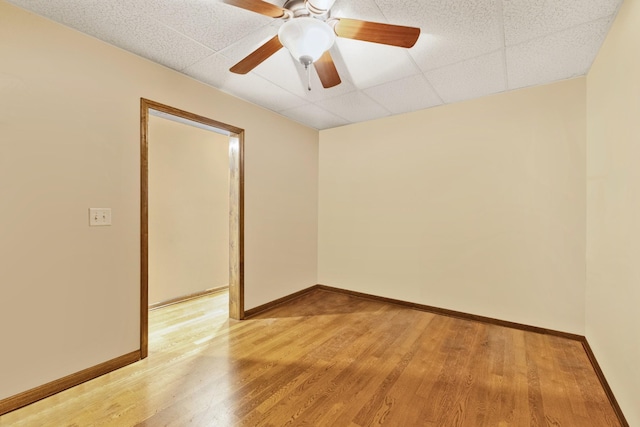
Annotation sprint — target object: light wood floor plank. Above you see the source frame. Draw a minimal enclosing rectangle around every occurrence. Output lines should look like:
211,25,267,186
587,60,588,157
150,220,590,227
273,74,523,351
0,289,621,426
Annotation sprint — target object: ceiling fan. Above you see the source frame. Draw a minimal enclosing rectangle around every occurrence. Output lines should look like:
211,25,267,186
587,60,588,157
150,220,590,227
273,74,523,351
223,0,421,90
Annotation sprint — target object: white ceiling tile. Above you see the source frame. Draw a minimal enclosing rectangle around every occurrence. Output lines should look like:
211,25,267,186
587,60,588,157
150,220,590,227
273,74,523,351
375,0,504,71
7,0,214,71
218,22,283,63
280,104,349,130
6,1,135,48
316,91,391,123
229,78,306,112
106,16,216,71
141,0,272,52
506,16,614,90
426,50,506,104
503,0,622,46
7,0,141,29
363,75,443,115
184,53,307,111
334,38,421,89
7,0,623,129
183,52,233,86
331,0,388,22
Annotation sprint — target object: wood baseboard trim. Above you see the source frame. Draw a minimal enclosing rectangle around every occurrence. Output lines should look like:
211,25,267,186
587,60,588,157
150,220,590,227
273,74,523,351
0,350,140,416
244,285,318,318
149,286,228,311
315,284,628,426
251,284,628,426
4,286,626,425
316,284,584,341
580,339,629,427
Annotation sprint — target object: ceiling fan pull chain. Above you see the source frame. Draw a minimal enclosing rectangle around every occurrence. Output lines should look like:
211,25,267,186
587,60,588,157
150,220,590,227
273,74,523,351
306,63,312,91
299,55,313,91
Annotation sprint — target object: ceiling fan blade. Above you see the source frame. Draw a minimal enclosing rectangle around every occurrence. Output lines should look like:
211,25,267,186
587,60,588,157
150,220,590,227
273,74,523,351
314,51,341,88
230,35,283,74
223,0,286,18
334,18,420,48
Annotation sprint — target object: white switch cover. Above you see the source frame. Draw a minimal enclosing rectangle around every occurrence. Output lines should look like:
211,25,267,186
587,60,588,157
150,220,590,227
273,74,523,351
89,208,112,226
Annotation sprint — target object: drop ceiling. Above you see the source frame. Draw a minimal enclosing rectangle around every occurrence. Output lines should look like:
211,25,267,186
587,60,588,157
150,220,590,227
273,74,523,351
8,0,623,130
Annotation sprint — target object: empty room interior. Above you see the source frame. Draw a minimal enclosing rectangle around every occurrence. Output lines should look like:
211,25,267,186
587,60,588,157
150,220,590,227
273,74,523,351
0,0,638,425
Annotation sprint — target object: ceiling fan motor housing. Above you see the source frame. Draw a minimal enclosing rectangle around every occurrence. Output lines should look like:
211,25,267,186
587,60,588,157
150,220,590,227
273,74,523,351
305,0,337,16
283,0,335,17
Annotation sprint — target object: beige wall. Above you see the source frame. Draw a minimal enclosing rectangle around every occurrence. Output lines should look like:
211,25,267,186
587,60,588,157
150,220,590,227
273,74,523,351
586,0,640,424
3,0,636,420
148,116,229,305
319,79,586,334
0,1,318,400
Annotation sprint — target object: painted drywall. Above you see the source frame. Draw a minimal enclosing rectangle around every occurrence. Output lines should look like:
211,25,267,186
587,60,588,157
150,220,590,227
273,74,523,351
319,79,586,334
148,116,229,305
586,0,640,424
0,1,318,401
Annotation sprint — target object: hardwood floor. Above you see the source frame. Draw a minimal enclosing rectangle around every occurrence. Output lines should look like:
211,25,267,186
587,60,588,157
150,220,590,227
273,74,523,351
0,289,621,426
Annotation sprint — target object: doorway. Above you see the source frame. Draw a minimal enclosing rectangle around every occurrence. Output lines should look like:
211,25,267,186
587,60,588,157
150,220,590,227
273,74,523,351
140,98,244,358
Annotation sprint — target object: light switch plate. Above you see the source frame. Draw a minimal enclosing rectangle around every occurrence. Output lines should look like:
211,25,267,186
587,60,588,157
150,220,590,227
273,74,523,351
89,208,112,226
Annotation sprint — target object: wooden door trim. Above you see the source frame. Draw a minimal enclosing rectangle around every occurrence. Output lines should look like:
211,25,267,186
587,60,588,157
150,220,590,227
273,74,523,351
140,98,245,358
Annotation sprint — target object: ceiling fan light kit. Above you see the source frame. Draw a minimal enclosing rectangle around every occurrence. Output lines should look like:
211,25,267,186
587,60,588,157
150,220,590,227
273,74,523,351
224,0,421,90
278,17,336,66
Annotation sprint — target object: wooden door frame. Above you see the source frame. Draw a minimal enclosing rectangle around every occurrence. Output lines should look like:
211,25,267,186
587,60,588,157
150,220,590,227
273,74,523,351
140,98,245,358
